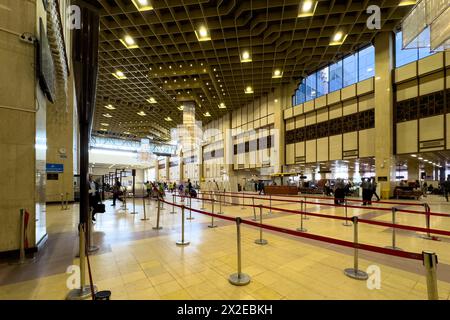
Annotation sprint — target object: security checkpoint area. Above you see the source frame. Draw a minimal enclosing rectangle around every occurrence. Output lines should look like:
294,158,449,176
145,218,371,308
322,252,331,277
1,0,450,315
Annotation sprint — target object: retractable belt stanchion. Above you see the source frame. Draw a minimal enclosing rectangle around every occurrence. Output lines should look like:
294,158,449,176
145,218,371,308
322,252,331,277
385,208,402,251
267,194,273,214
217,192,224,215
130,170,138,215
65,192,69,210
141,187,149,221
200,191,206,209
342,200,352,226
241,190,245,210
60,193,65,210
423,251,439,300
229,217,251,286
176,206,190,246
67,224,95,300
121,188,127,211
186,196,194,220
303,196,309,220
255,205,268,245
296,201,307,232
344,216,368,280
152,198,163,230
170,194,177,214
88,209,99,253
421,203,439,241
252,197,257,221
208,201,218,228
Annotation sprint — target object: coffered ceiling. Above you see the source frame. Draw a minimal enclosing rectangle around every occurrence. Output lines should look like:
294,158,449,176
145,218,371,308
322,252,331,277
91,0,414,142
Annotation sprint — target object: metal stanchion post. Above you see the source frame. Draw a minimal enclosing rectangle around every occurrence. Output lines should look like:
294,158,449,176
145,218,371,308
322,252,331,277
296,201,307,232
385,208,402,250
344,216,368,280
255,205,268,245
152,199,163,230
88,210,99,253
200,193,206,210
423,251,439,300
241,191,245,210
421,204,438,240
217,192,224,214
176,206,190,246
342,200,352,226
141,188,149,221
66,224,96,300
268,194,273,214
60,193,65,210
229,217,251,286
208,205,218,228
65,192,69,210
130,193,138,215
252,197,257,221
170,194,176,214
303,196,309,220
186,196,194,220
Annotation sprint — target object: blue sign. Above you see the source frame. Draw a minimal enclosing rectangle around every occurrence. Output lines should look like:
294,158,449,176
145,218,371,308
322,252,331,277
46,163,64,173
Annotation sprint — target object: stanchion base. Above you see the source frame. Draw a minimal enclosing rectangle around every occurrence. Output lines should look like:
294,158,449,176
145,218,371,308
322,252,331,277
169,211,177,214
152,227,163,230
267,211,273,215
241,207,246,210
344,268,368,280
140,218,150,221
385,246,403,251
303,216,310,220
228,273,251,286
129,212,138,215
176,240,190,246
88,246,99,253
217,212,224,215
208,224,218,228
420,234,440,241
186,217,195,220
200,207,206,210
255,239,268,245
342,222,352,227
296,227,307,232
66,285,97,300
252,217,258,221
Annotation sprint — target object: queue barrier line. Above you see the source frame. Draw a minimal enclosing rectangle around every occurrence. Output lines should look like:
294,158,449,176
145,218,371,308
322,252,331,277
201,190,428,207
171,194,450,239
199,190,449,218
161,198,423,261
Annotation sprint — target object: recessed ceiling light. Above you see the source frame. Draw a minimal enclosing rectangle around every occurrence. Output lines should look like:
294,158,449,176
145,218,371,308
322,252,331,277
147,97,157,104
100,128,107,131
218,102,226,109
195,25,211,41
411,154,417,157
165,116,173,122
112,70,127,80
298,1,318,17
131,0,153,11
272,69,283,78
105,104,116,110
137,111,146,116
120,35,138,49
240,50,252,63
245,86,254,94
399,0,417,6
418,157,423,160
123,131,131,135
103,113,113,118
204,112,211,117
330,31,347,46
178,105,184,111
274,99,279,103
100,123,109,126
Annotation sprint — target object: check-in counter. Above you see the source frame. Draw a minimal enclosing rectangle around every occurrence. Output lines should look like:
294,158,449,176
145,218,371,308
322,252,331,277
265,185,298,195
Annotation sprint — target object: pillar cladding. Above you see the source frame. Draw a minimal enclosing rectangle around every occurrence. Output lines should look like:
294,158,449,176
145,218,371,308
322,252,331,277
374,32,396,199
407,159,420,181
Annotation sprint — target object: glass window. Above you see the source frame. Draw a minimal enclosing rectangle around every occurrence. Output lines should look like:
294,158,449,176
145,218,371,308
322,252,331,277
305,73,317,101
395,31,417,67
418,27,432,59
343,53,357,87
358,46,375,81
316,67,329,97
329,60,343,92
299,80,306,104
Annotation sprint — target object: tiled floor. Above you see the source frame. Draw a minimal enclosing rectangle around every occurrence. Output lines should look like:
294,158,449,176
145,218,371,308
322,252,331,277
0,192,449,300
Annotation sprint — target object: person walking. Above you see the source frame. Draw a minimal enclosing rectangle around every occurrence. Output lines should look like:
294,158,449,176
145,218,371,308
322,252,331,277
371,178,380,201
111,178,121,206
334,179,345,205
361,178,372,205
444,177,450,202
89,175,100,221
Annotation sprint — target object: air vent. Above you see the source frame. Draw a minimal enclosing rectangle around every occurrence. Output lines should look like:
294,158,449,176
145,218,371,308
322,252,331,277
295,156,305,163
420,139,444,150
343,150,358,158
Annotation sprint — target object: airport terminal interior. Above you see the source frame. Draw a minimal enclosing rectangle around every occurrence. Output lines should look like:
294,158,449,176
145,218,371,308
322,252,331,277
1,0,450,301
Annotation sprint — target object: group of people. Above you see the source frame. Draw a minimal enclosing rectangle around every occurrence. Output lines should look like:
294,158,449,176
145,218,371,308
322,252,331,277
321,178,378,205
144,179,199,199
360,178,380,205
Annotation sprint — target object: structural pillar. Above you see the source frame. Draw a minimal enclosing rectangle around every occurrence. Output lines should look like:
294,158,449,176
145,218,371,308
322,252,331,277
407,159,420,182
374,32,396,199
